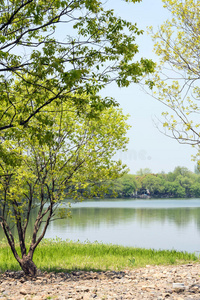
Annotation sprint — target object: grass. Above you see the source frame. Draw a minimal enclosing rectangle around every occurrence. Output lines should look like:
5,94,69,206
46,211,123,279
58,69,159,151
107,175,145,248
0,238,199,273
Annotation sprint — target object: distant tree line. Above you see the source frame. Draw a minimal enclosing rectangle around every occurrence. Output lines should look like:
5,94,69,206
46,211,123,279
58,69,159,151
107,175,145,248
98,166,200,199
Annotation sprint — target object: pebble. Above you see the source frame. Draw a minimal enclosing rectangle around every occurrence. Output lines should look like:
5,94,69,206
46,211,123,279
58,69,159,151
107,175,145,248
0,264,200,299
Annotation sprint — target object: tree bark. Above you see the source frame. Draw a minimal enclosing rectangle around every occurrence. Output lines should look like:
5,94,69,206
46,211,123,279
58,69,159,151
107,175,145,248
20,256,37,277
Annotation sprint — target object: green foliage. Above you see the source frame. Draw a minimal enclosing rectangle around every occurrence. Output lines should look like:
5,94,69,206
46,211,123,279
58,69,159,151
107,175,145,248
0,0,156,275
136,168,152,176
110,174,138,197
149,0,200,162
0,0,155,131
141,174,165,196
100,166,200,198
0,97,130,273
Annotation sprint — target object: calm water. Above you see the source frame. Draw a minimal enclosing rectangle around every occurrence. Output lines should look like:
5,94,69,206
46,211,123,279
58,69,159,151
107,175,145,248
44,198,200,253
1,199,200,253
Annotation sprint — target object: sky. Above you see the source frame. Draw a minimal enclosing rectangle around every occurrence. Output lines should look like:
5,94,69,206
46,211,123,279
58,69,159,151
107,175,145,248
100,0,196,174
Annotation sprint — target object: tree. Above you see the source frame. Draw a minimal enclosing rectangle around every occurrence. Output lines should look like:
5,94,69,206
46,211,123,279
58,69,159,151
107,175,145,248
114,174,138,197
149,0,200,160
140,174,166,197
190,182,200,197
0,98,129,276
0,0,155,276
0,0,155,132
136,168,152,176
172,166,191,177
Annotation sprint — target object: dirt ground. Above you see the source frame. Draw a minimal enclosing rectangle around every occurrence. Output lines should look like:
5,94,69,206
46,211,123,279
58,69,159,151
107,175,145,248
0,263,200,299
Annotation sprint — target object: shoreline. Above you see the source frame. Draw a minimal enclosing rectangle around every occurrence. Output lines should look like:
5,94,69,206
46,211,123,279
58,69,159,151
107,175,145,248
0,241,199,299
0,240,198,273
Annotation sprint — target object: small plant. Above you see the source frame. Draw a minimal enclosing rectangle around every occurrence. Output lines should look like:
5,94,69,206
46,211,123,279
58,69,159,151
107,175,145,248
128,257,135,266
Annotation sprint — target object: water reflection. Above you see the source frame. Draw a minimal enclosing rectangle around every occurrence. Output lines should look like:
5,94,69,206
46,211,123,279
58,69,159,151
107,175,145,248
1,199,200,252
62,206,200,229
45,203,200,252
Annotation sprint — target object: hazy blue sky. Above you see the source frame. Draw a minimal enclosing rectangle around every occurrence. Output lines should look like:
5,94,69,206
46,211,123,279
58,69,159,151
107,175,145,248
101,0,196,174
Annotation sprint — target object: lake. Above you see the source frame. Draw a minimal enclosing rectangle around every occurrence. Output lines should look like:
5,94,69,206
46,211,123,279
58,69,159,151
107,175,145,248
1,199,200,253
44,198,200,253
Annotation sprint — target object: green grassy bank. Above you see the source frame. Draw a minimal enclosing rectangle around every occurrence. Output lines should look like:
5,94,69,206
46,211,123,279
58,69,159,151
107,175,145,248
0,239,199,273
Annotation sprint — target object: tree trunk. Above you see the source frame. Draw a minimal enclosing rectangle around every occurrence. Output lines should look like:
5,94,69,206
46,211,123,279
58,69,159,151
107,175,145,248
20,256,37,276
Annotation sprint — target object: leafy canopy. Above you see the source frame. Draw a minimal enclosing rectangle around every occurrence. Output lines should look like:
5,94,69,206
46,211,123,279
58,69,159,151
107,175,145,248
149,0,200,160
0,96,130,275
0,0,155,131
